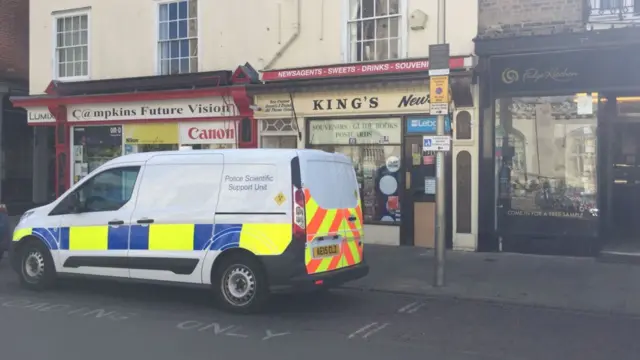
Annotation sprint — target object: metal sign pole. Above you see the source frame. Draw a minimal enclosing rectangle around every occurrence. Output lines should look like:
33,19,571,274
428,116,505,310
428,0,448,288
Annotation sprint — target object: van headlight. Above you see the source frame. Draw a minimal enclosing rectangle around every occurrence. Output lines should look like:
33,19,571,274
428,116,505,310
20,210,34,223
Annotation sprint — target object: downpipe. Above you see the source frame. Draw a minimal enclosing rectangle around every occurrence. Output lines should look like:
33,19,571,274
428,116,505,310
263,0,301,70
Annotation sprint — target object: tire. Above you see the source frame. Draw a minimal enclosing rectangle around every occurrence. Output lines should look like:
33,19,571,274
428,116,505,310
213,253,269,314
18,240,56,291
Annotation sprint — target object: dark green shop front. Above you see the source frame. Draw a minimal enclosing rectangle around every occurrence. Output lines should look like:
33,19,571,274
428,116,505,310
478,44,640,256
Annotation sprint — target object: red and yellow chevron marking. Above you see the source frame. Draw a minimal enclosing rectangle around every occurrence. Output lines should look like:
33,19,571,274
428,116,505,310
303,188,364,274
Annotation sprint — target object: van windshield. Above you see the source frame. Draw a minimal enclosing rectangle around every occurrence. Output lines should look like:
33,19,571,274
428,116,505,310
305,160,359,209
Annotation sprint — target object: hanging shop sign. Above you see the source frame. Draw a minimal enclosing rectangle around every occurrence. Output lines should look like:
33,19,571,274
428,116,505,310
261,57,472,81
308,118,402,145
67,98,237,122
254,87,432,118
27,107,56,124
124,123,179,145
178,121,237,145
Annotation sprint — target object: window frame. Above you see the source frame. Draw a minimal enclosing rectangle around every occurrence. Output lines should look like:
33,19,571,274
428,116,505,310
341,0,408,63
52,9,91,81
50,165,141,215
153,0,201,75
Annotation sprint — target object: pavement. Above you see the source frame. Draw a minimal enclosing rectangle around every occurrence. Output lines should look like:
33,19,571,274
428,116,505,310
1,252,640,359
344,245,640,316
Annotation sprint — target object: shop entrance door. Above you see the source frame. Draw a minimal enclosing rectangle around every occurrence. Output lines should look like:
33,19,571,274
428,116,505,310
400,136,452,247
607,121,640,243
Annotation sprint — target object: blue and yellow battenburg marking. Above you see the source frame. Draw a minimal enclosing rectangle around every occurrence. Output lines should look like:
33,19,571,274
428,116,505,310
13,223,292,256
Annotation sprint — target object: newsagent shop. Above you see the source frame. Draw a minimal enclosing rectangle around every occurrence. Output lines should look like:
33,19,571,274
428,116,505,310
252,57,480,248
11,66,259,200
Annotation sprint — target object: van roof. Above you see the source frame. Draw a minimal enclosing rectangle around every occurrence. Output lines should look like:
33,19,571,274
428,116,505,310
105,148,344,166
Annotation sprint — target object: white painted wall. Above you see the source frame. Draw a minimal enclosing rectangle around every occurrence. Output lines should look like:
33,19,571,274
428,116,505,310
30,0,477,94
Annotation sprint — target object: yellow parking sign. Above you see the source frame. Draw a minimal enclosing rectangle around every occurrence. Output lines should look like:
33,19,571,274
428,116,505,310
430,76,449,104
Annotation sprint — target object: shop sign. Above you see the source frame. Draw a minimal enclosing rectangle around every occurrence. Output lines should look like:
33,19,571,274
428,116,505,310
67,98,237,122
488,48,640,95
179,121,237,145
124,123,179,145
259,98,293,114
261,57,470,81
406,116,451,133
308,118,402,145
254,88,431,118
27,107,55,124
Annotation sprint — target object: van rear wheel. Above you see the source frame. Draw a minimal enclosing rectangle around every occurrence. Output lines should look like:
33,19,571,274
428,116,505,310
213,254,269,314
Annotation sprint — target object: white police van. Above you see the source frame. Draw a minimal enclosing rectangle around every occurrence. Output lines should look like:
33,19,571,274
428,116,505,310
10,149,368,313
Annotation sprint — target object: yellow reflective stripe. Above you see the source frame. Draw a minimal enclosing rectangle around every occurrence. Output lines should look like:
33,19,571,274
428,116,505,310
347,240,361,264
305,247,312,264
69,226,108,250
314,256,332,273
314,209,335,235
239,223,292,255
305,198,319,226
13,227,32,241
148,224,194,251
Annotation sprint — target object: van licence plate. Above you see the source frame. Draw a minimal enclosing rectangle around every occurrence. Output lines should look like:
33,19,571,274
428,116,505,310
312,244,340,258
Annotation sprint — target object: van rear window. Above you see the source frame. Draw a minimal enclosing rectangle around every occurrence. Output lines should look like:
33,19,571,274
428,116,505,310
304,160,358,209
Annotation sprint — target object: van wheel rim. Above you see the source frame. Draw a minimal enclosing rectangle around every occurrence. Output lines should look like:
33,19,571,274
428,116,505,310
222,265,256,307
23,250,45,283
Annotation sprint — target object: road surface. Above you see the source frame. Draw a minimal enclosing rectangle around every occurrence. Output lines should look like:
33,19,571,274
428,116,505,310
0,259,637,360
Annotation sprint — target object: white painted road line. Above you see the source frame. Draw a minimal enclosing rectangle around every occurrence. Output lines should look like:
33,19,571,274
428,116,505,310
398,302,425,314
348,322,390,339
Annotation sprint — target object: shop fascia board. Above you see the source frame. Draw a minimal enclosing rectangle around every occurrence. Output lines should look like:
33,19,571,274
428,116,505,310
247,70,473,96
10,85,248,108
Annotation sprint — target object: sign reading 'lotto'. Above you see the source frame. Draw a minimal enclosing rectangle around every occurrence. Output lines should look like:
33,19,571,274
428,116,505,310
261,57,468,81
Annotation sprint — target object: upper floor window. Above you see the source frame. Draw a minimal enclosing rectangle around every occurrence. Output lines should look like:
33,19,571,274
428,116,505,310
54,13,89,79
347,0,402,62
158,0,198,75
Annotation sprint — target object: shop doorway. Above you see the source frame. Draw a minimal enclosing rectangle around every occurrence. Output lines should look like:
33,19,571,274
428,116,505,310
605,121,640,245
400,136,452,247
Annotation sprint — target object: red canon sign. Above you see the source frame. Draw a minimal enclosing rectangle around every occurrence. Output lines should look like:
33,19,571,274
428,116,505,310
188,127,235,140
261,57,470,81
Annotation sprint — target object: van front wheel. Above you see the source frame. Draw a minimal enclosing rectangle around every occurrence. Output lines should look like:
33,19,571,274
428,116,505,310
213,254,269,314
18,240,56,290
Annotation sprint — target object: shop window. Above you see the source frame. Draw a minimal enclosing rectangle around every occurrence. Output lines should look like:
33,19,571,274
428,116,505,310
308,117,402,224
54,12,89,79
261,136,297,148
72,126,123,184
347,0,403,62
261,119,296,132
158,0,198,75
495,96,598,236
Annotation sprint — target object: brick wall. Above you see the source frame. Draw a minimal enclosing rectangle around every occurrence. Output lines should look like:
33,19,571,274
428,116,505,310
478,0,586,38
0,0,28,82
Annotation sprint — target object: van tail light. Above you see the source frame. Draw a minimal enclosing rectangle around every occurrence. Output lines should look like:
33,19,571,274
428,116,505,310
292,186,306,242
0,204,7,213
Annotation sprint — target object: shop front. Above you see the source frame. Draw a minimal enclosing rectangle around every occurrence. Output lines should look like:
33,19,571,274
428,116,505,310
11,67,258,197
254,64,478,248
477,43,640,256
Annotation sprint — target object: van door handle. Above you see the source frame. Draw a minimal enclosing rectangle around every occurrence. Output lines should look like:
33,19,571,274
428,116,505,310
348,216,357,222
137,219,154,224
108,220,124,226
